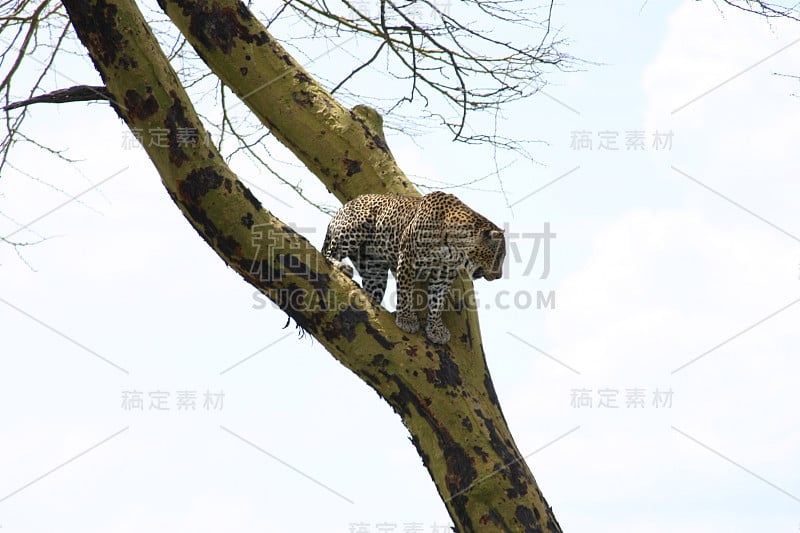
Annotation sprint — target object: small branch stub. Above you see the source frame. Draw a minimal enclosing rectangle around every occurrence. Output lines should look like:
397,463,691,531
3,85,111,111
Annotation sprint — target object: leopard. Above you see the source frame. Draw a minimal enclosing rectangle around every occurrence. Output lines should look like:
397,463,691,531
322,191,506,344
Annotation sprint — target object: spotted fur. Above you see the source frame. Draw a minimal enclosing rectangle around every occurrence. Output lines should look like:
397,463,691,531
322,191,505,344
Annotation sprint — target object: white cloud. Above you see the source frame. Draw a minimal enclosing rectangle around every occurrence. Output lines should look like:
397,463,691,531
503,207,800,532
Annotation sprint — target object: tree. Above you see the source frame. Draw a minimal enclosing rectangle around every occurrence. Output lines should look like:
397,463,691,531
4,0,800,530
1,0,568,529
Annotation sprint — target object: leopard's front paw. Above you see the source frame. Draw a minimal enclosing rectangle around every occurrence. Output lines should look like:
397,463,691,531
395,311,420,334
333,260,354,278
425,320,451,345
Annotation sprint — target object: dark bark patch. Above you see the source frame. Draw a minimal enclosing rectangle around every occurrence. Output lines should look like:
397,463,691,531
279,253,315,283
405,345,418,358
118,55,137,70
270,284,320,336
292,90,314,107
343,158,362,177
443,445,477,527
173,0,269,54
241,258,275,288
295,71,312,84
367,323,395,350
371,354,388,367
323,305,395,350
349,109,390,153
178,168,244,264
278,302,319,337
62,0,138,71
124,90,158,120
241,212,254,229
235,181,263,211
164,91,195,166
361,370,381,388
514,505,544,533
191,7,240,52
424,349,462,388
217,233,240,257
384,375,412,418
382,373,476,531
462,417,473,432
546,510,561,532
473,445,489,462
179,166,223,205
240,66,248,76
280,53,293,67
312,286,332,311
275,238,331,293
86,1,119,66
236,1,253,21
475,410,529,499
283,283,308,313
224,178,233,193
409,434,429,468
484,371,500,406
435,349,461,386
480,510,507,528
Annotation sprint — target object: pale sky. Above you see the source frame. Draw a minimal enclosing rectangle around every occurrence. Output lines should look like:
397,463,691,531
1,1,799,532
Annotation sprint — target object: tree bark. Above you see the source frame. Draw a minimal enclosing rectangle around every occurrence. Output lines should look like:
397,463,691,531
60,0,562,530
159,0,412,203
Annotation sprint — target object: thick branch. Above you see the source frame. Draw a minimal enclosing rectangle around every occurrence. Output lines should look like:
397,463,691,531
158,0,412,203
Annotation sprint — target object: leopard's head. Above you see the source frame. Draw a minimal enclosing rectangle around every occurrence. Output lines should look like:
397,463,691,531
467,225,505,281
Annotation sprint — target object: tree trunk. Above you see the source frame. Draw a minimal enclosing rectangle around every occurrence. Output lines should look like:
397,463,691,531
60,0,562,530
